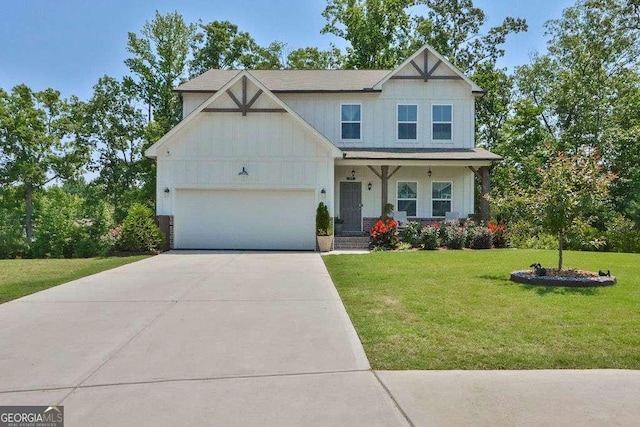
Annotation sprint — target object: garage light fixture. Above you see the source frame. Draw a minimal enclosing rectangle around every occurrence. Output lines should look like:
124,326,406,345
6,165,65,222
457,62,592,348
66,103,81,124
164,187,170,195
367,182,372,191
238,166,249,176
428,168,432,178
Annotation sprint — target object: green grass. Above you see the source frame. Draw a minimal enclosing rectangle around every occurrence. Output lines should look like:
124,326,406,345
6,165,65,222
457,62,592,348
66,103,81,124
323,249,640,370
0,256,149,304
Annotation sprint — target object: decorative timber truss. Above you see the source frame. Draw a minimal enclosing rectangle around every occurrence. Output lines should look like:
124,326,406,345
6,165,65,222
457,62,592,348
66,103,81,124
390,56,463,82
203,76,286,116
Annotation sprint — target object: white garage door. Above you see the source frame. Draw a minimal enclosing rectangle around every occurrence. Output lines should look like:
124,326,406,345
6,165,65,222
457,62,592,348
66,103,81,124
174,189,316,250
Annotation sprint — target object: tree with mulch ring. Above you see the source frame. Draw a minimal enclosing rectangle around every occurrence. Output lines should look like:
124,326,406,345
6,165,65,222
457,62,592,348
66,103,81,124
494,150,616,286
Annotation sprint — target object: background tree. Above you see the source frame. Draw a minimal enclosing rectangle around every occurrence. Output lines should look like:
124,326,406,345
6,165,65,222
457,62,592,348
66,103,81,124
0,84,89,242
124,11,196,132
286,46,344,69
86,76,148,220
321,0,414,69
190,20,261,75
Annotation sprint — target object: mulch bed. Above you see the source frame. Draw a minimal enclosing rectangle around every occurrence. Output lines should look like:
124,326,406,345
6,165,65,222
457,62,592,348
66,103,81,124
510,269,616,287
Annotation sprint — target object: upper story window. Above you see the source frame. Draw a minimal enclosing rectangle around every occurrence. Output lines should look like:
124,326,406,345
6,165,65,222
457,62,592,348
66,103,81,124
432,105,452,140
397,104,417,140
341,104,361,140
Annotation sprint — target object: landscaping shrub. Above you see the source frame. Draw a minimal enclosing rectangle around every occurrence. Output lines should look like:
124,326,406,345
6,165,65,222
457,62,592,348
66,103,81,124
444,226,466,249
488,221,507,248
469,227,493,249
420,225,439,250
114,204,164,252
400,221,422,248
463,221,479,248
316,202,332,235
370,218,399,250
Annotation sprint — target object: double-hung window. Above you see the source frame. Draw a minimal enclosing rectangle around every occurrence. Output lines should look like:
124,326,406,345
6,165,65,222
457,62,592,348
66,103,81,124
432,182,452,217
432,105,452,140
397,181,418,217
397,104,417,140
341,104,361,140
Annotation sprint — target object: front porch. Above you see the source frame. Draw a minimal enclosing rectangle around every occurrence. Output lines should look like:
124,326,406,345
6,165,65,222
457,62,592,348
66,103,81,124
332,148,501,235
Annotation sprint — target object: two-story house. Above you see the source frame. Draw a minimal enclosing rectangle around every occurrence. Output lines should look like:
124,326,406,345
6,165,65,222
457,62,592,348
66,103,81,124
145,44,501,250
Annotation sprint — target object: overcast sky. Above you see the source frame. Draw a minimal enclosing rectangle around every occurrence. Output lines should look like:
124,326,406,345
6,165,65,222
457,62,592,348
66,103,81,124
0,0,575,100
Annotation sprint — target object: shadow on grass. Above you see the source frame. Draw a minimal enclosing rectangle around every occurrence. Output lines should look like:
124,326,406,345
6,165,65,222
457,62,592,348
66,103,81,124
478,274,600,296
518,284,600,296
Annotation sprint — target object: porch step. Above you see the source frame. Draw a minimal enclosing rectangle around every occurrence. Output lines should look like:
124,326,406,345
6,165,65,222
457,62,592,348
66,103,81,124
334,236,370,250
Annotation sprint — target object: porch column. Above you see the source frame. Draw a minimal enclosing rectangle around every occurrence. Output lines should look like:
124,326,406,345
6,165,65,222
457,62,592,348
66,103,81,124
469,166,491,222
368,165,402,217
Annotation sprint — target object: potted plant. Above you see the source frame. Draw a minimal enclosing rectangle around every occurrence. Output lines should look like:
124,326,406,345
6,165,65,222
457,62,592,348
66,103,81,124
316,202,333,252
334,217,344,234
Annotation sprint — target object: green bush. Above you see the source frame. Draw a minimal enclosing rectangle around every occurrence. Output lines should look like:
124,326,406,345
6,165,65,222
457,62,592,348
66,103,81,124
400,221,422,248
565,218,607,252
420,226,439,250
0,206,26,258
470,227,493,249
606,216,640,253
316,202,332,236
115,204,164,252
444,226,466,249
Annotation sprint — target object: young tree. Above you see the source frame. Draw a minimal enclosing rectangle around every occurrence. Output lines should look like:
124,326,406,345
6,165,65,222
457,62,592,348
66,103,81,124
0,85,89,242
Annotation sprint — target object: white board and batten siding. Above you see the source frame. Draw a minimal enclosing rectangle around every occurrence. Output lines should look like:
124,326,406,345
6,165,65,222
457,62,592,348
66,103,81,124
278,58,475,149
334,165,474,221
158,79,335,249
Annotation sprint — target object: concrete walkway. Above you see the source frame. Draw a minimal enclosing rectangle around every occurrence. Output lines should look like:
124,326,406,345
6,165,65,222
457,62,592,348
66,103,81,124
2,252,639,426
0,252,407,426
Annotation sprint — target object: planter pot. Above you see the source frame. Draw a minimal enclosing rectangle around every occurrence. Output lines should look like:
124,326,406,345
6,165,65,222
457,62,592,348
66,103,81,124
317,235,334,252
335,223,343,234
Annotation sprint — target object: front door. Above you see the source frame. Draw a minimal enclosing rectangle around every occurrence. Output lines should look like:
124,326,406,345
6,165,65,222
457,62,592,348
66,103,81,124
340,182,362,232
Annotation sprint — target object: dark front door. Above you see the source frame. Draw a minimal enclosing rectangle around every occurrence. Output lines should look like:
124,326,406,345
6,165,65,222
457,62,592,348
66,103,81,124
340,182,362,232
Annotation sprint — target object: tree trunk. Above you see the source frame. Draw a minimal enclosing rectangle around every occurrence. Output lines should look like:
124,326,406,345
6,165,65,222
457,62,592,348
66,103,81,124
25,183,34,243
558,233,563,270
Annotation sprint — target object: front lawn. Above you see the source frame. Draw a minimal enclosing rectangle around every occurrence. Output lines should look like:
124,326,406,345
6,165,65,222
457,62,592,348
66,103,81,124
0,256,149,304
323,249,640,370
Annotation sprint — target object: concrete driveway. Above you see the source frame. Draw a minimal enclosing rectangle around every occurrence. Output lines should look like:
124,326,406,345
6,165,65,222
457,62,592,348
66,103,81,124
0,252,408,426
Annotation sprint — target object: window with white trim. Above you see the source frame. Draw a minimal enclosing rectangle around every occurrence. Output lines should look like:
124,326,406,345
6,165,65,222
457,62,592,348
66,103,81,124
341,104,361,140
397,104,417,140
432,105,452,140
397,181,418,217
432,181,452,217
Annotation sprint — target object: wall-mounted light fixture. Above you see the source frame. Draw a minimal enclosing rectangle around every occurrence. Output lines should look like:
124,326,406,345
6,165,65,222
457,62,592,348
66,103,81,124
320,188,326,195
427,168,432,178
367,182,372,191
238,166,249,176
346,169,356,181
164,187,170,195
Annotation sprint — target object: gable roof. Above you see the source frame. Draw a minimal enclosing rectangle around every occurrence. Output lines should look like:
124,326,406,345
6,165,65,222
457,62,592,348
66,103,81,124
175,69,390,93
145,70,343,159
176,44,484,95
373,43,484,93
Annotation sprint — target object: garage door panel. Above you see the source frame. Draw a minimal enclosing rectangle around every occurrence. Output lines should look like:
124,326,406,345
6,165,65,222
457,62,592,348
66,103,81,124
175,190,315,250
